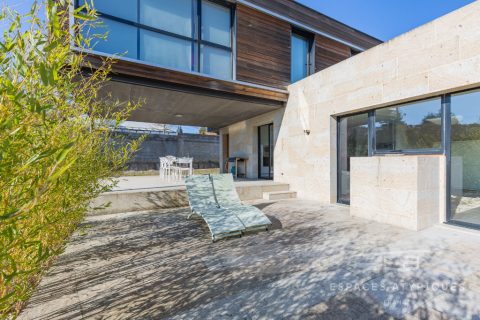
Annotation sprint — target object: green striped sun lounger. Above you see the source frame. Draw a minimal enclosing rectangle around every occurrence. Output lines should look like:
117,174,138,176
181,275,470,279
211,174,272,232
185,175,244,242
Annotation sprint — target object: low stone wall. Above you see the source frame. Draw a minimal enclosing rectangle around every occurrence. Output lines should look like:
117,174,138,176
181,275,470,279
114,132,220,171
350,155,445,231
90,181,290,215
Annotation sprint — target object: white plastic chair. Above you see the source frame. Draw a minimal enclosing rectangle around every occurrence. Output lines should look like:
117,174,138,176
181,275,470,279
159,156,176,180
174,157,193,180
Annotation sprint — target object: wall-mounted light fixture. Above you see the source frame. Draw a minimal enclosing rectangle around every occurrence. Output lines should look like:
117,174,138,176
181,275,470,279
304,129,311,135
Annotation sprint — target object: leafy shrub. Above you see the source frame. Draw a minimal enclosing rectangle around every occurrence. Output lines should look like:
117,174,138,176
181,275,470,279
0,0,141,316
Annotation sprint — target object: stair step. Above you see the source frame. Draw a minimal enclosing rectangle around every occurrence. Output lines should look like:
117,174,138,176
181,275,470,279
263,190,297,201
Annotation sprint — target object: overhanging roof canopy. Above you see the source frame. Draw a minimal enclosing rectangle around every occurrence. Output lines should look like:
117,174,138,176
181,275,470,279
100,79,285,128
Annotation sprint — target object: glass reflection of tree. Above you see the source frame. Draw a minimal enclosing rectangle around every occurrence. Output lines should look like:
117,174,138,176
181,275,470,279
411,111,442,149
376,108,442,150
393,110,440,149
375,108,397,150
347,124,368,171
451,123,480,142
344,116,369,171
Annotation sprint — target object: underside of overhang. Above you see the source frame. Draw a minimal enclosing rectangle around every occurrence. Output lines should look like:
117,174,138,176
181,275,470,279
99,79,285,128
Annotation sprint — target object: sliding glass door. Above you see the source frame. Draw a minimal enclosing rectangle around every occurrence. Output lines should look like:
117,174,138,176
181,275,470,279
337,113,369,204
449,90,480,226
258,124,274,180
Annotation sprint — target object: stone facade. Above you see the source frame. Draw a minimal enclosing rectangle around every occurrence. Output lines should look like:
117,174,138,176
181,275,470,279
115,132,220,171
274,1,480,204
350,155,445,230
219,109,284,178
221,1,480,228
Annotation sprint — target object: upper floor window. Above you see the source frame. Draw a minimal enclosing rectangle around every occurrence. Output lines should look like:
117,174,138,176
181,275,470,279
77,0,233,79
291,29,314,83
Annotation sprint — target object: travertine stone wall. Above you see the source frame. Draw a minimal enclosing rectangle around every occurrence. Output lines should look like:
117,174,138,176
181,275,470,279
275,1,480,204
219,109,284,179
350,156,445,230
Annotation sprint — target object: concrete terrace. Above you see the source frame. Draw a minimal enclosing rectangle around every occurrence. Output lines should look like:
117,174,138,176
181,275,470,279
20,200,480,319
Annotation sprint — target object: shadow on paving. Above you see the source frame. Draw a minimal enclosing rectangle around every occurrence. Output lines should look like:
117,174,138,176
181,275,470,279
19,200,480,319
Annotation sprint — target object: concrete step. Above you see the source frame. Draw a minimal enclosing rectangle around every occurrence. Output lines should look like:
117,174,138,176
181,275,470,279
91,181,291,215
263,190,297,201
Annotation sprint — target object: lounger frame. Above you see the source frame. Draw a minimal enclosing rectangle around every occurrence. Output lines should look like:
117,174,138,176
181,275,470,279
185,174,272,242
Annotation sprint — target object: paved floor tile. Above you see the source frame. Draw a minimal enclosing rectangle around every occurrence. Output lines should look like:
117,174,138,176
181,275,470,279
18,200,480,319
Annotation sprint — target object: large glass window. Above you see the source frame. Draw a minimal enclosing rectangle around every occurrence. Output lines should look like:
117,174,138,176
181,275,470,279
375,98,442,152
338,113,369,204
139,31,192,71
77,0,233,79
335,87,480,231
85,17,138,59
291,31,313,83
200,45,232,79
199,0,232,78
140,0,193,37
80,0,138,21
201,1,231,47
450,90,480,226
337,98,444,205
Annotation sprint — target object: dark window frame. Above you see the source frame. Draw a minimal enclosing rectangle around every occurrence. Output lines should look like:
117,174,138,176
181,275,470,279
75,0,235,77
444,88,480,230
290,28,315,82
372,97,444,155
336,111,370,205
336,87,480,232
258,123,274,180
337,95,447,205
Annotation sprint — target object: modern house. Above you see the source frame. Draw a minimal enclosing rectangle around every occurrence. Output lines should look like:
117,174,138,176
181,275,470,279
74,1,480,232
75,0,381,178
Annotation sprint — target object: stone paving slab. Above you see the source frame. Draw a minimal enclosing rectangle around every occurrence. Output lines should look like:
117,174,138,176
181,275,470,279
19,200,480,319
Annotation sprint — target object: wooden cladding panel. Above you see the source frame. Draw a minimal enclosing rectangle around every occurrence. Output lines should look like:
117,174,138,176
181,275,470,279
315,34,352,72
245,0,382,50
236,5,291,88
82,54,288,102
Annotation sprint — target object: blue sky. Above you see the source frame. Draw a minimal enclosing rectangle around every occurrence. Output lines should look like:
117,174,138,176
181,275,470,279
2,0,33,14
297,0,475,41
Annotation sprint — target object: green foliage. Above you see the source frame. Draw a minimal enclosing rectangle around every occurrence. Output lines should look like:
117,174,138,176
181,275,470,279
0,1,141,317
